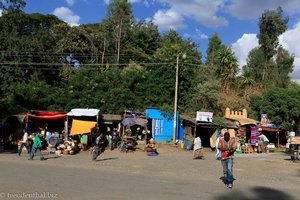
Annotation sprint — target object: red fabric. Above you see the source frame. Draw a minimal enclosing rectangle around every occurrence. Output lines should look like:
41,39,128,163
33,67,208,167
219,138,235,159
26,112,67,120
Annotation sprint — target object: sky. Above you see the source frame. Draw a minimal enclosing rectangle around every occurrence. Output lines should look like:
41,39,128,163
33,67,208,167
3,0,300,82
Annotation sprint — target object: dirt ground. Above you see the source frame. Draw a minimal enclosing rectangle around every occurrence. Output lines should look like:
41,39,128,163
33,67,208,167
0,142,299,200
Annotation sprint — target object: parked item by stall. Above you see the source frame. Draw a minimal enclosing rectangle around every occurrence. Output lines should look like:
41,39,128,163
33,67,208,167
120,136,137,152
110,128,121,150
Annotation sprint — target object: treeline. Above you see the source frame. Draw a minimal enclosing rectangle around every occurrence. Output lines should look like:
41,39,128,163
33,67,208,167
0,1,300,131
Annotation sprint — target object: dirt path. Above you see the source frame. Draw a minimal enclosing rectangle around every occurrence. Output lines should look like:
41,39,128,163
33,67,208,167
0,144,299,200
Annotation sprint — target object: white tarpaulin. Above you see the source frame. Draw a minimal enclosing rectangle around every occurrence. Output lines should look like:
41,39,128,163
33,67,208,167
67,109,100,117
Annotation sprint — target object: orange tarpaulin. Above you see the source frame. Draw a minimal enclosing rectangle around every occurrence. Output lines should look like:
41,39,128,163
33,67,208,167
70,119,96,136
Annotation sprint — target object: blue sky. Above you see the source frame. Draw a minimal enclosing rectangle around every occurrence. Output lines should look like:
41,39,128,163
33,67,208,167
4,0,300,81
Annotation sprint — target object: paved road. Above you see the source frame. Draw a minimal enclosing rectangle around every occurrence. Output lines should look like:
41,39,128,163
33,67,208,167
0,147,299,200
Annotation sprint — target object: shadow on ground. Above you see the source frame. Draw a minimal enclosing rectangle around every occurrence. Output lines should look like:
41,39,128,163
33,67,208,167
219,176,236,185
214,186,295,200
95,157,118,162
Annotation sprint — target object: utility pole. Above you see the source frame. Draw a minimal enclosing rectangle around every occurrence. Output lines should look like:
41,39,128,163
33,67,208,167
173,53,186,142
173,55,179,142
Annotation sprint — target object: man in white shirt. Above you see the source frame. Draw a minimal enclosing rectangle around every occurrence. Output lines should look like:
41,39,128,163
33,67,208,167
193,136,204,159
18,129,30,156
258,128,269,153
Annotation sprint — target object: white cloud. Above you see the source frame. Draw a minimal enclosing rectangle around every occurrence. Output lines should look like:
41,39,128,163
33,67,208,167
279,21,300,82
227,0,300,20
156,0,228,28
66,0,75,6
232,34,258,68
0,9,2,17
104,0,141,5
128,0,141,3
195,29,208,39
153,9,186,31
144,0,155,7
232,21,300,81
53,7,80,26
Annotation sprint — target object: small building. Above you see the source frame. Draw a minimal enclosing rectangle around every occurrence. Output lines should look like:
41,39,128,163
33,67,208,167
146,108,184,142
224,108,257,145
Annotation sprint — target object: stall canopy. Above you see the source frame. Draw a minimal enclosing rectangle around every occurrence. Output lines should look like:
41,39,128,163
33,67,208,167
67,109,100,117
67,109,100,136
122,117,148,127
27,111,67,120
26,111,67,133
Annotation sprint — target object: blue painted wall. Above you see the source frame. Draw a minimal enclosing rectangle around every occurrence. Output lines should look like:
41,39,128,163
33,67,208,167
146,108,183,142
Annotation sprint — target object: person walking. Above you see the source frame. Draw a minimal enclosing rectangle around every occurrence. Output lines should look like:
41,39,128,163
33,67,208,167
29,132,45,161
218,132,236,189
193,136,204,159
18,129,30,156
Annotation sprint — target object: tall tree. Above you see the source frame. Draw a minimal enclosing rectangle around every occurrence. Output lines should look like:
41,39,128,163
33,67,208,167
216,46,238,91
144,30,202,113
125,20,160,62
273,45,294,88
244,47,265,82
257,6,288,81
103,0,134,64
206,32,224,66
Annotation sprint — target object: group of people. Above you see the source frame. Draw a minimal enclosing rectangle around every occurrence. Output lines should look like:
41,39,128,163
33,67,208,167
19,124,271,190
18,128,46,161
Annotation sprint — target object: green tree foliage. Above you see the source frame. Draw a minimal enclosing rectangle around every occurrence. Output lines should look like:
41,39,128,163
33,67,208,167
258,6,288,61
144,30,202,113
53,23,102,66
125,20,160,62
216,46,238,91
273,45,294,88
244,7,292,88
250,82,300,131
257,6,288,81
206,32,224,66
0,12,64,95
5,73,59,113
191,80,220,113
244,47,265,82
103,0,134,64
1,2,299,131
0,0,26,14
237,67,255,89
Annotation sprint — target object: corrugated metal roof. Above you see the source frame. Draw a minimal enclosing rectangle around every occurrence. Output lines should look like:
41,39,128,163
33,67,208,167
102,114,122,121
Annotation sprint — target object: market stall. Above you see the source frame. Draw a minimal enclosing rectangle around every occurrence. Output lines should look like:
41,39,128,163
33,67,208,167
66,108,102,149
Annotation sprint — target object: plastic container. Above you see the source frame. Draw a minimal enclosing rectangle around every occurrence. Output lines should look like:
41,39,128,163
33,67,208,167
180,143,184,149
